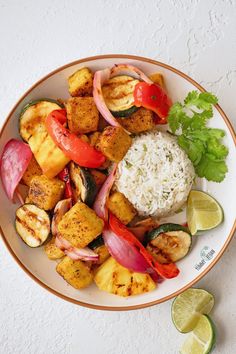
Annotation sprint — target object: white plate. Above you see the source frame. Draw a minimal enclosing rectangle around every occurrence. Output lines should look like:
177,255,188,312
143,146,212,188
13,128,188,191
0,55,235,310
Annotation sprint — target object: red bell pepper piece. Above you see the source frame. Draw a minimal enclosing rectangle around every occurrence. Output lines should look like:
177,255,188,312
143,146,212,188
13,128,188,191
45,109,106,168
58,167,73,200
109,213,179,279
133,82,172,124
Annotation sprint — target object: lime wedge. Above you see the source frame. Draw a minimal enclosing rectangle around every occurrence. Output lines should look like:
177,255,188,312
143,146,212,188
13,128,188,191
187,190,223,235
171,288,214,333
180,315,216,354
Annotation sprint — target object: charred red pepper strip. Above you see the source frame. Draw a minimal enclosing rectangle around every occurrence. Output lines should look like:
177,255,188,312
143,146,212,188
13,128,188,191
109,213,179,279
58,167,73,199
46,110,106,168
133,82,172,124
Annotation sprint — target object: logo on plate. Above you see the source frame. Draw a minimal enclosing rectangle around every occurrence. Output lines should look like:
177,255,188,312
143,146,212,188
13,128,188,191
194,246,216,271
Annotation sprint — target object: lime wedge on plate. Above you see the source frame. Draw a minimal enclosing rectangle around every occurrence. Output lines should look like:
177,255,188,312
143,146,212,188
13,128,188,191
172,288,214,333
180,315,216,354
187,190,223,235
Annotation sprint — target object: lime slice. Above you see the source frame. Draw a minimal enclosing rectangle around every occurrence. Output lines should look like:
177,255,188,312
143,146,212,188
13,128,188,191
172,288,214,333
187,190,223,235
180,315,216,354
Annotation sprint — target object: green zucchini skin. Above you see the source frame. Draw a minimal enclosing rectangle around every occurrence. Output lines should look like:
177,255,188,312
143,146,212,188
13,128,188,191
20,98,64,116
89,235,104,250
111,106,140,118
15,203,51,248
145,223,190,244
69,162,97,207
145,223,192,264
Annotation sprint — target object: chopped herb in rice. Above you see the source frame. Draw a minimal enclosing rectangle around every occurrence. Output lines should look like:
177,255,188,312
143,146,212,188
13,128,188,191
115,131,195,218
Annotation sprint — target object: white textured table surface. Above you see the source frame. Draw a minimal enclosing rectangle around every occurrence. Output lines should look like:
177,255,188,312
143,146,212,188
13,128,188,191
0,1,236,353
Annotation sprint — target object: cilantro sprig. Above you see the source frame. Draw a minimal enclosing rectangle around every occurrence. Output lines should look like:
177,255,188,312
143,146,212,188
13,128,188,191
168,91,228,182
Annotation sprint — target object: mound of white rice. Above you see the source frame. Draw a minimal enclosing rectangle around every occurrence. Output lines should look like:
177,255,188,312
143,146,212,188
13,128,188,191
115,131,195,218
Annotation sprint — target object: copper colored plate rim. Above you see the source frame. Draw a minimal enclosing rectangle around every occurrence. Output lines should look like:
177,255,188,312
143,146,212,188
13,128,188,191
0,54,235,311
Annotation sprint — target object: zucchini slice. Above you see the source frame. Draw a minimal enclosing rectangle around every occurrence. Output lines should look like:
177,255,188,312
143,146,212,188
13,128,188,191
102,75,140,117
15,204,50,247
89,235,104,249
20,99,63,142
145,223,191,264
69,162,97,206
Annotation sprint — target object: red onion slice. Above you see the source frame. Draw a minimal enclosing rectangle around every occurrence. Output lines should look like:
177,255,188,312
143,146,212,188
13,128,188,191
93,68,122,128
102,227,151,273
93,64,153,130
93,163,117,221
51,198,72,236
110,64,153,83
55,234,99,262
0,139,32,201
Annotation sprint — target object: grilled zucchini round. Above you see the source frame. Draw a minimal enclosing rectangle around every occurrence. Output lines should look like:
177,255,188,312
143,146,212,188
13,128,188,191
19,99,63,142
15,204,50,247
145,223,192,264
102,75,139,117
69,162,97,206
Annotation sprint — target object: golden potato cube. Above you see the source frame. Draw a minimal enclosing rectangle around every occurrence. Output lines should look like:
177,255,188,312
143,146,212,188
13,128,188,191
27,175,65,210
56,256,93,289
57,201,104,248
149,72,165,88
68,67,93,97
66,97,99,134
99,126,132,162
44,236,64,260
118,108,155,134
107,191,136,225
21,156,42,186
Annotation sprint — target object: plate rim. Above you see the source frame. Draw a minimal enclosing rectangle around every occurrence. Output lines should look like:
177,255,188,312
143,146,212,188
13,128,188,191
0,53,235,311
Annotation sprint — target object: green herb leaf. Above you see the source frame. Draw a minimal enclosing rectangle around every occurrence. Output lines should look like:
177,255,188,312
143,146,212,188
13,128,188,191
167,91,227,182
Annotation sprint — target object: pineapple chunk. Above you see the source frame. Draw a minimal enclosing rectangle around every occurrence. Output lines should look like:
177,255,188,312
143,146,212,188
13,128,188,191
56,256,93,289
94,257,156,297
44,236,64,260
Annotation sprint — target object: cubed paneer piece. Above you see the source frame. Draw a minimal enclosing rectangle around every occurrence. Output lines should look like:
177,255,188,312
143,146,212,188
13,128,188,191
21,156,42,186
58,202,104,248
56,256,93,289
27,175,65,210
99,126,132,162
89,132,101,147
107,191,136,225
44,236,64,260
118,108,154,134
66,97,99,134
68,67,93,97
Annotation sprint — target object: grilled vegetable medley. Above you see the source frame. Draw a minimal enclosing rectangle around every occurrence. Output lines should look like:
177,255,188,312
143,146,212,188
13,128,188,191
0,64,226,297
